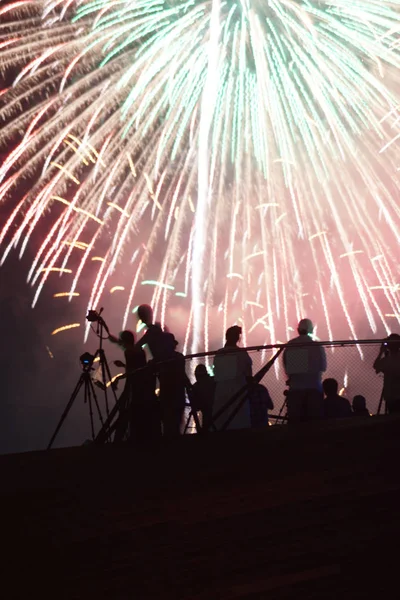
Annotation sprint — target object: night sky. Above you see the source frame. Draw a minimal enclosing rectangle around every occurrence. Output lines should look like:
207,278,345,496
0,251,120,453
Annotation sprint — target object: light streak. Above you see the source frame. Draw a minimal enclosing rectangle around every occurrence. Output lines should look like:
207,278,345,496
41,267,72,273
50,163,80,185
53,292,80,297
51,323,80,335
340,251,364,259
141,280,174,290
52,196,104,224
107,203,130,217
0,0,399,349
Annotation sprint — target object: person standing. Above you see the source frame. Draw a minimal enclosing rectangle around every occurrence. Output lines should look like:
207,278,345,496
191,364,216,432
213,325,252,430
373,333,400,414
283,319,327,423
134,304,173,362
108,330,151,442
157,334,188,438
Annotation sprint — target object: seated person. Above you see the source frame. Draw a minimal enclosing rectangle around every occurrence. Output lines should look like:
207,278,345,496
323,378,352,419
352,395,370,417
247,376,274,428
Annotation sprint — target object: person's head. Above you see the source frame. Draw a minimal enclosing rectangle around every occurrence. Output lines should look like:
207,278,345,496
195,364,208,382
353,395,367,412
225,325,242,345
137,304,153,326
385,333,400,355
164,332,178,353
323,378,338,396
119,330,135,348
297,318,314,336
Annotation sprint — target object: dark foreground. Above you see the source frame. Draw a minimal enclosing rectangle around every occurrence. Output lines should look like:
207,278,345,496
2,416,400,599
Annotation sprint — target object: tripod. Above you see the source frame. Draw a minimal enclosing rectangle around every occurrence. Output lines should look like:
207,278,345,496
95,361,203,444
182,384,204,435
272,396,288,424
89,315,118,418
47,366,105,450
47,310,118,449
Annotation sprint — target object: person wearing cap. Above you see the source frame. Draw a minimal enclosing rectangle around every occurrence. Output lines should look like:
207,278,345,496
283,319,327,423
212,325,252,430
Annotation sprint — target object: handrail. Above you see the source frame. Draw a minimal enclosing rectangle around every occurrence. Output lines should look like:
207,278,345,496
184,338,388,360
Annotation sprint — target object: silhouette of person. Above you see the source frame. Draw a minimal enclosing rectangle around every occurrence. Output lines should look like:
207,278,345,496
110,330,147,373
134,306,188,437
352,395,370,417
157,334,188,438
373,333,400,414
323,378,352,419
191,364,216,432
283,319,327,423
247,376,274,428
213,325,252,430
134,304,174,363
108,330,151,442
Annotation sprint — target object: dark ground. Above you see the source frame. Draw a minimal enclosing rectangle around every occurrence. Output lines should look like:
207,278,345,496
2,416,399,599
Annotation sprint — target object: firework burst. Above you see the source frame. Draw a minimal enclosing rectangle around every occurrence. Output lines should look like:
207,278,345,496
0,0,400,351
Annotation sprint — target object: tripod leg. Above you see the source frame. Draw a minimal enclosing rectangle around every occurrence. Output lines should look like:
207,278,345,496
97,349,118,417
47,375,84,450
185,387,202,434
86,380,96,441
276,398,288,424
94,391,127,445
183,410,194,435
88,377,105,427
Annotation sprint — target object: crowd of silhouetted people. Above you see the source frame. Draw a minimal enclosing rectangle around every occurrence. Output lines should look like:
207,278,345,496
107,305,400,442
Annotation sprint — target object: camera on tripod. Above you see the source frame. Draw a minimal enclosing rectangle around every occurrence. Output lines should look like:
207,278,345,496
48,307,117,450
86,309,102,323
86,308,110,335
80,352,95,371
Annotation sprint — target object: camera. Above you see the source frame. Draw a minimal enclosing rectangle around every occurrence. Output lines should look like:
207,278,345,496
80,352,94,370
86,309,101,323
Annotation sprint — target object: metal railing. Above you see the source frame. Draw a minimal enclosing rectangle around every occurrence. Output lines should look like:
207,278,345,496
183,339,387,431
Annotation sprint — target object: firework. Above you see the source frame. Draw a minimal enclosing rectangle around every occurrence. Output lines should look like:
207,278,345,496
1,0,400,352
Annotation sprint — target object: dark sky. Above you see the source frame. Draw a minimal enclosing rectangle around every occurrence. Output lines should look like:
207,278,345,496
0,252,115,453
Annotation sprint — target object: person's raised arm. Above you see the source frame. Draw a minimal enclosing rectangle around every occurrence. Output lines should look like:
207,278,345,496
108,333,121,345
